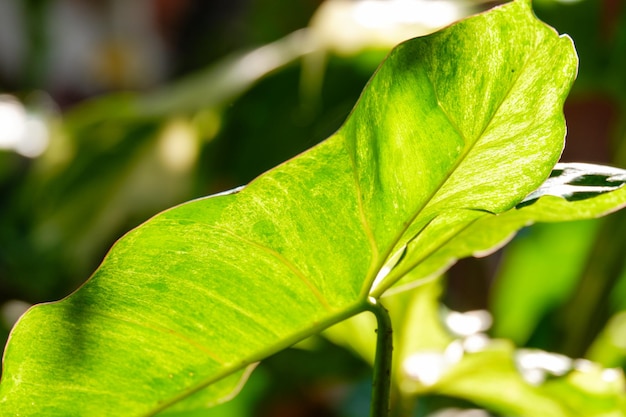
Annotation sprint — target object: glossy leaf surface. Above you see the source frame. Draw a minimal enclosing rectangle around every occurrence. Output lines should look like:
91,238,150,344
0,1,585,415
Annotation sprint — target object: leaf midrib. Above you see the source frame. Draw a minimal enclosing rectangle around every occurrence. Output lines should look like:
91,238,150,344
365,32,539,296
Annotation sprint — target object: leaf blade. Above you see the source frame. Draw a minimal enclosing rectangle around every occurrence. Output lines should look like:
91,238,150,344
389,167,626,294
357,0,579,294
0,1,588,415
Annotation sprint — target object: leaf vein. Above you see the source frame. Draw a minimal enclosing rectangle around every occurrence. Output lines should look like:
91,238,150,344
341,139,381,294
79,307,226,364
210,225,334,312
372,40,537,293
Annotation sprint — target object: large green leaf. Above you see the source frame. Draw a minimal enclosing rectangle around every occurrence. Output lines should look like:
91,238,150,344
0,0,589,415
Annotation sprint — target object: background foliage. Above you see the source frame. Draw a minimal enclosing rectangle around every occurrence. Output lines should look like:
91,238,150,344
1,0,626,416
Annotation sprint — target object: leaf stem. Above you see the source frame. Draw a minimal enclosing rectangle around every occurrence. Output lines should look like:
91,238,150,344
366,297,393,417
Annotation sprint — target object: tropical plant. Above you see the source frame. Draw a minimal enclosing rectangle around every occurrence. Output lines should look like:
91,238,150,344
2,1,626,416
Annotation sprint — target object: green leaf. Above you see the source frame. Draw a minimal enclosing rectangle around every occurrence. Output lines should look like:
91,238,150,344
386,279,626,417
0,1,591,415
390,166,626,294
415,342,626,417
518,163,626,206
587,311,626,368
490,219,600,345
330,278,626,416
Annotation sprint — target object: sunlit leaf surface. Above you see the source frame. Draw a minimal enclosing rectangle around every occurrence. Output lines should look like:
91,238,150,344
0,1,604,415
390,164,626,294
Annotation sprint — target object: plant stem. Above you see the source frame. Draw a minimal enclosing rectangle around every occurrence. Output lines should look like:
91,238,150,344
366,297,393,417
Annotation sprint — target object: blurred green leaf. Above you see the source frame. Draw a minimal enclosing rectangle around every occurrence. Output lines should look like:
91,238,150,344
331,274,626,417
490,219,599,345
418,342,626,417
587,311,626,369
